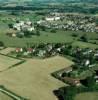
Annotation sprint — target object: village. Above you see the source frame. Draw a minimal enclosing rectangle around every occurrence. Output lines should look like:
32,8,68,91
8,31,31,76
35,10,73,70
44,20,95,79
0,0,98,100
6,12,98,38
37,13,98,33
0,42,97,86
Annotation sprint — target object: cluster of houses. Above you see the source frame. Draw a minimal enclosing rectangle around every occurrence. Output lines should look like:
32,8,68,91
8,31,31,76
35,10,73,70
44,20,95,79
10,43,98,86
72,47,98,66
13,43,98,61
14,43,98,86
37,13,98,33
8,20,35,37
52,47,98,86
37,12,63,24
15,43,64,58
13,20,35,32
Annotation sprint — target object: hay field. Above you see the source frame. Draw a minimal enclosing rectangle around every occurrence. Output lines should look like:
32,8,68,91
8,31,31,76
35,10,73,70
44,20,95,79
0,48,15,55
0,56,73,100
0,54,21,72
75,92,98,100
0,92,12,100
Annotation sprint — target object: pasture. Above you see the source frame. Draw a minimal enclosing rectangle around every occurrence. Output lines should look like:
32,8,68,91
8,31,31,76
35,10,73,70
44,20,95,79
0,28,98,48
0,54,21,72
75,92,98,100
0,56,73,100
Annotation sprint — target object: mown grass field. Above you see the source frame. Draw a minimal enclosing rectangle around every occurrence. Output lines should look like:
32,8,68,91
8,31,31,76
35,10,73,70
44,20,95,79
0,54,21,72
75,92,98,100
0,56,73,100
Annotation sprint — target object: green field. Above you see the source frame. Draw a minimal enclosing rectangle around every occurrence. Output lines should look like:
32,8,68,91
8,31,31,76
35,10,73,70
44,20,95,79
0,56,73,100
75,92,98,100
0,27,98,48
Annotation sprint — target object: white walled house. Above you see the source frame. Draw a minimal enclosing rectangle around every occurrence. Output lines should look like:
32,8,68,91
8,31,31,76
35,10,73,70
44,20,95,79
27,27,35,32
45,16,60,22
54,16,60,21
45,17,54,21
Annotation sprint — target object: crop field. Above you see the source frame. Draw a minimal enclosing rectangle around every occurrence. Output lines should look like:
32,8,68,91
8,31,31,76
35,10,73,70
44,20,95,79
0,56,73,100
0,92,12,100
0,47,15,55
0,54,21,72
75,92,98,100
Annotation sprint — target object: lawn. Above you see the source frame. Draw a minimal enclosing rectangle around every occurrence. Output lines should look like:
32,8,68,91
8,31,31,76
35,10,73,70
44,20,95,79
0,56,73,100
75,92,98,100
0,54,21,72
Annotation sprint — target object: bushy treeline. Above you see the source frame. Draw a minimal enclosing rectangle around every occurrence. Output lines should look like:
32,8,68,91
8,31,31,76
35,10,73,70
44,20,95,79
0,4,98,14
56,76,98,100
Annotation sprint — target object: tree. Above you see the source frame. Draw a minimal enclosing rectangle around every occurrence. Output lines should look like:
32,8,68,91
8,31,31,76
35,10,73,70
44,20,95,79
50,29,57,33
40,25,46,31
81,76,96,88
72,33,78,37
36,29,40,36
8,23,13,28
59,86,77,100
17,32,24,38
80,34,88,42
0,41,4,47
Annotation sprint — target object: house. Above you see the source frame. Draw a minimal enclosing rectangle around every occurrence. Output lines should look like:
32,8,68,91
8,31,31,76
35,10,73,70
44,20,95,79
26,21,32,26
85,60,90,67
63,67,73,73
47,44,53,52
13,23,21,31
37,20,46,24
27,48,33,53
45,17,55,21
12,33,16,37
56,48,61,53
15,48,23,53
45,16,60,22
57,67,72,78
27,27,35,32
16,48,21,53
54,16,61,21
37,50,46,57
